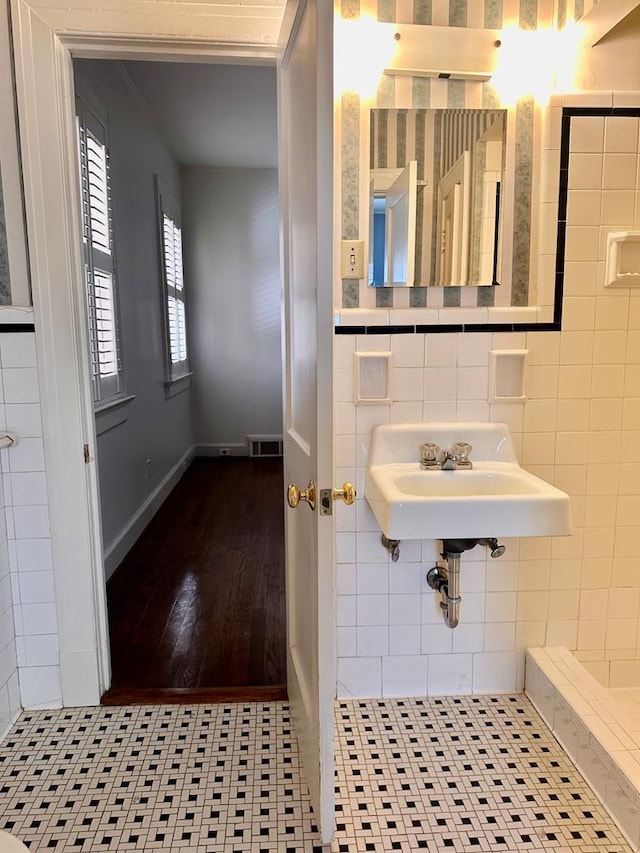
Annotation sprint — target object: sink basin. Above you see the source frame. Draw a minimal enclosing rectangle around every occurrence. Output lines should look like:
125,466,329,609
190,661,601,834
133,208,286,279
365,423,572,540
394,467,550,497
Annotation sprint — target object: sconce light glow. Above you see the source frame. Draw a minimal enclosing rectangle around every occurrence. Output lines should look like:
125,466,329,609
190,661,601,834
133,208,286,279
554,20,582,93
334,16,397,98
491,26,557,105
491,23,581,104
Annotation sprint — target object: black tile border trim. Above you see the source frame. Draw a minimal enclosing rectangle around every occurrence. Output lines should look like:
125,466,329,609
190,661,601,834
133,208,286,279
0,323,35,333
335,325,367,335
335,322,559,335
366,324,416,335
563,106,640,117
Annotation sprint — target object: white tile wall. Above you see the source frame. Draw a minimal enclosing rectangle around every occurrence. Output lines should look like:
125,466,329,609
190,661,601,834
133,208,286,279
336,328,533,696
0,332,60,711
335,97,640,699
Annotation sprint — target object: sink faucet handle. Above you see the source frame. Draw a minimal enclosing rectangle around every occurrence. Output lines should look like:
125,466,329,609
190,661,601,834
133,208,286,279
451,442,473,466
420,442,440,469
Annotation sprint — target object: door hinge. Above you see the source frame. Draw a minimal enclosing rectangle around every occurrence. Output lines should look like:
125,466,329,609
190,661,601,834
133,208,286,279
83,443,91,463
319,488,332,516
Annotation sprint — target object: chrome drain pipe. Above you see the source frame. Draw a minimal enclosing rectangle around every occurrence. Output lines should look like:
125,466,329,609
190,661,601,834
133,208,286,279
427,552,461,629
443,553,461,628
427,539,505,628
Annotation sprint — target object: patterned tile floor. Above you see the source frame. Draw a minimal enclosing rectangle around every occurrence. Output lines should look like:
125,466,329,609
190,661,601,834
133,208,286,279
0,695,631,851
334,696,631,853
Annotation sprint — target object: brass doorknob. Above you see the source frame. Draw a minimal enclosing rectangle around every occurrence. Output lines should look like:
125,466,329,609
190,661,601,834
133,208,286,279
287,480,316,511
333,482,356,505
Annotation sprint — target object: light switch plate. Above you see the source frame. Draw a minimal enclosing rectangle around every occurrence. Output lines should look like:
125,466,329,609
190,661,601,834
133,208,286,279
341,240,365,279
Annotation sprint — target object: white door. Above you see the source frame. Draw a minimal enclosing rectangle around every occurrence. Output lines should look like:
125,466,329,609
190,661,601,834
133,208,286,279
278,0,336,844
436,150,471,285
386,159,417,286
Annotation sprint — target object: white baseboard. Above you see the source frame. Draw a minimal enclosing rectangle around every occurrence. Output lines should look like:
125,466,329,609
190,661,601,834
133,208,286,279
195,443,249,457
103,445,195,580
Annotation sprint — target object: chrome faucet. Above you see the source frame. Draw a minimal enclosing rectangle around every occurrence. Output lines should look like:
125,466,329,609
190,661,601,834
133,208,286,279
420,441,473,471
440,450,457,470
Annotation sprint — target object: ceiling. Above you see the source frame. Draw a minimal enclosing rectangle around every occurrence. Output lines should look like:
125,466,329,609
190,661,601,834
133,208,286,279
122,61,278,169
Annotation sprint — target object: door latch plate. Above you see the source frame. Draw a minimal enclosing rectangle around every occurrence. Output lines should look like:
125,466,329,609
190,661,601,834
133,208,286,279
319,488,332,516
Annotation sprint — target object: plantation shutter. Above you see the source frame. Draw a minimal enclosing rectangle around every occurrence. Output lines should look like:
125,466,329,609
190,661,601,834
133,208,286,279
159,193,188,379
77,99,122,404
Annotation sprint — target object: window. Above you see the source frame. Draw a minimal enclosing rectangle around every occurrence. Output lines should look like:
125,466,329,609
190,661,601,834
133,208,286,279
156,181,189,381
76,97,123,405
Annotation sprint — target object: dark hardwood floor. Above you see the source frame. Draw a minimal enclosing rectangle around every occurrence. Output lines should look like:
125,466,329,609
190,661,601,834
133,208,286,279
102,456,286,704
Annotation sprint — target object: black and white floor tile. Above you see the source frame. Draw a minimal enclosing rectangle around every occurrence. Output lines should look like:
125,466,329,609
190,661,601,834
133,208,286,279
0,704,320,852
334,696,631,853
0,696,631,851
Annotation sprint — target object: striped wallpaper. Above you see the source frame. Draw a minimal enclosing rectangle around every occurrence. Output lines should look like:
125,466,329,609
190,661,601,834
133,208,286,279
340,0,547,311
558,0,600,30
440,110,499,176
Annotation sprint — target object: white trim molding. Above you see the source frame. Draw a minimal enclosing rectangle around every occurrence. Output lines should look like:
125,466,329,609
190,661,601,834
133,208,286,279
0,307,34,324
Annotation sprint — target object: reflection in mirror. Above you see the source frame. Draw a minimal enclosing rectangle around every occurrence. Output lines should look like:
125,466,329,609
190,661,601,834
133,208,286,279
369,108,506,287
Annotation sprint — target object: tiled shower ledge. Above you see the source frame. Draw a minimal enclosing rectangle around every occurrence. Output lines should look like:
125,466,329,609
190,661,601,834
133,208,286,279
526,646,640,850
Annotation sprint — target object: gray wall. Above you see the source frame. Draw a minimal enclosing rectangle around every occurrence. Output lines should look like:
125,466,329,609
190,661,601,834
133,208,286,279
73,60,194,567
181,166,282,449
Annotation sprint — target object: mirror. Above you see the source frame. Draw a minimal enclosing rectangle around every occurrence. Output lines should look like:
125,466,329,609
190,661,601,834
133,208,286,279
369,108,506,287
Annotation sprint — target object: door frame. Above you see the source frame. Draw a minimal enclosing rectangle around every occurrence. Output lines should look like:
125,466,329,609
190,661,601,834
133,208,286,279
10,0,289,706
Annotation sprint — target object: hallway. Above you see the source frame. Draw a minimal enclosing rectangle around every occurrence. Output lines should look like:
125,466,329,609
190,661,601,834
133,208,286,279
103,457,286,703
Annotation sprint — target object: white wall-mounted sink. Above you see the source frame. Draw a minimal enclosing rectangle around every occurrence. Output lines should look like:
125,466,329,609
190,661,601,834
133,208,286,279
365,423,572,540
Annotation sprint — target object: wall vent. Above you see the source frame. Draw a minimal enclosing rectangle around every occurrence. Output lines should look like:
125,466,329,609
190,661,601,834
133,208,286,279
248,435,283,458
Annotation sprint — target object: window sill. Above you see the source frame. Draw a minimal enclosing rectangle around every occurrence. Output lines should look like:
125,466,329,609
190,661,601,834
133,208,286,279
95,394,135,435
164,371,193,399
